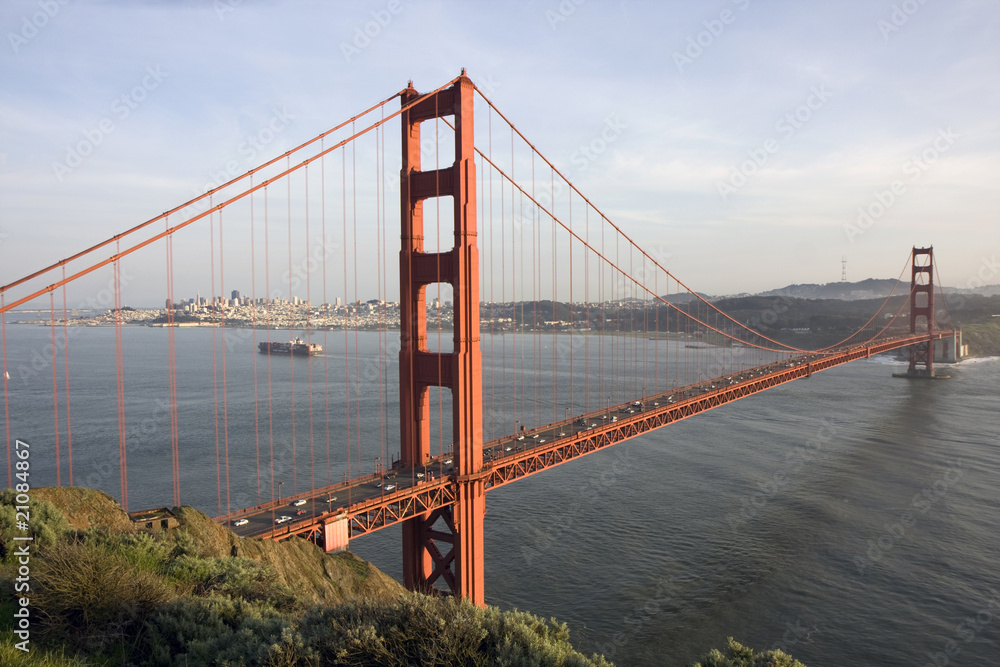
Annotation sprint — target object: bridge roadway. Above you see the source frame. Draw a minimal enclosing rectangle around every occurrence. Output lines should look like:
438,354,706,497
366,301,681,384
216,332,949,545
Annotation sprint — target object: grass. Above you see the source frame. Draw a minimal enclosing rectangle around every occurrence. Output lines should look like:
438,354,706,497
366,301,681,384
0,634,93,667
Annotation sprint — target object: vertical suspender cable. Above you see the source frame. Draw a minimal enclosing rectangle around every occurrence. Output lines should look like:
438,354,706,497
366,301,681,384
342,144,352,483
49,292,61,485
287,156,297,495
1,295,8,487
654,269,659,394
60,272,73,485
114,244,128,511
352,125,362,475
165,226,180,506
375,123,385,475
265,186,276,502
209,205,222,515
250,181,261,502
531,152,538,428
219,209,231,517
380,118,389,469
321,142,331,487
584,207,589,415
551,168,557,425
305,164,315,495
487,122,495,441
599,206,605,415
568,189,573,422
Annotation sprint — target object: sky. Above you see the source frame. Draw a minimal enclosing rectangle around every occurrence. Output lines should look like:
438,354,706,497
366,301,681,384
1,0,998,307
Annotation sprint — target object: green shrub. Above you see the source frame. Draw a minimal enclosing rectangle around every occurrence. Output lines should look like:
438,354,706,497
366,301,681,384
694,637,807,667
0,491,72,561
166,555,298,611
82,529,173,575
143,596,295,667
167,529,203,559
147,592,611,666
298,593,611,666
31,541,173,653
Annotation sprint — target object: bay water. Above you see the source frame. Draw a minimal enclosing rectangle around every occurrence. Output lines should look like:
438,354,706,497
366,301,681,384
3,322,998,665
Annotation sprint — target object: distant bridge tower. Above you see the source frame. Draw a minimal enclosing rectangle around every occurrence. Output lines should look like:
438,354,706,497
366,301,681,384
906,246,935,377
398,74,485,604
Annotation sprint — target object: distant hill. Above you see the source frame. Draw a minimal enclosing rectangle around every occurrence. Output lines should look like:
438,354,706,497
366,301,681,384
754,279,1000,301
755,278,904,301
658,292,712,305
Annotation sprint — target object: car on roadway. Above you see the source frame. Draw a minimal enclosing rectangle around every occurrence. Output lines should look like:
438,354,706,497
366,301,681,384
234,518,249,527
383,484,396,491
296,509,307,515
416,472,424,478
293,499,307,506
275,515,292,524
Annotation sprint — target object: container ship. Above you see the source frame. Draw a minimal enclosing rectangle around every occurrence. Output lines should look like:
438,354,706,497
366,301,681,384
258,338,323,356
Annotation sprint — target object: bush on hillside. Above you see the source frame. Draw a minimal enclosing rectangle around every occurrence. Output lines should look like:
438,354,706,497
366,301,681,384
0,491,72,561
297,593,611,666
142,593,610,666
143,596,294,666
694,637,807,667
81,528,174,574
165,554,298,610
31,540,173,652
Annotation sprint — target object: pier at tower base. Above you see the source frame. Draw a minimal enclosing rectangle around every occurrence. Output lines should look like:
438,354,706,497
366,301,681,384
892,368,950,380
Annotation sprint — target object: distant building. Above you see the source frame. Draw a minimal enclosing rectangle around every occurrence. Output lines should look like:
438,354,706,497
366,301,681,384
130,508,180,532
231,289,240,300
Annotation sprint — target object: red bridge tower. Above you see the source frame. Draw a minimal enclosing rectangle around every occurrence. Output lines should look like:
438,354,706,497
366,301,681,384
906,246,935,377
398,74,485,604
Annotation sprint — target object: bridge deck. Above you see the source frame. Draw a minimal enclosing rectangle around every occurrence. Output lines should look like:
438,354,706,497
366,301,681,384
219,332,948,544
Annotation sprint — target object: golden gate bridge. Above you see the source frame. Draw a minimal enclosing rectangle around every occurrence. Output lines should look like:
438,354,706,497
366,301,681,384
0,72,955,605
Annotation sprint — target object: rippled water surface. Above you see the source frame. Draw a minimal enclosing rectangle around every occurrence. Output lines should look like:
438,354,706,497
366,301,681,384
361,355,1000,666
3,324,998,665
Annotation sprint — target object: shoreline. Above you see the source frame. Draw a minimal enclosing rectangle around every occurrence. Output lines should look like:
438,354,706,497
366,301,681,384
12,318,1000,358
